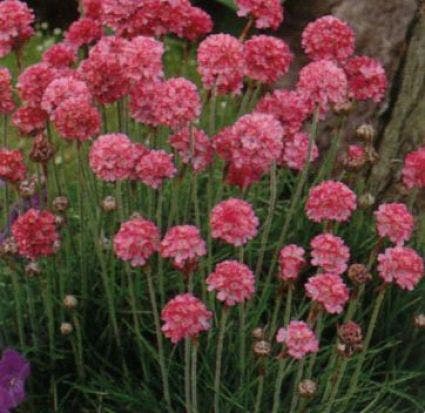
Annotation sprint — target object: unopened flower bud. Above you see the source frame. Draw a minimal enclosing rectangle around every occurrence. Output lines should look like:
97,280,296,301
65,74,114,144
356,124,375,143
63,295,78,310
25,261,41,277
19,178,36,198
30,133,55,164
340,145,367,171
348,264,372,285
358,193,375,209
101,196,117,212
338,321,363,346
252,327,265,340
60,322,73,335
414,314,425,329
53,196,69,212
298,379,318,398
253,340,271,357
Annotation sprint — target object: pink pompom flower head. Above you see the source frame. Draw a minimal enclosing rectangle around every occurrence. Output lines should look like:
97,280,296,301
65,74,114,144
276,321,319,359
197,34,245,95
161,293,213,344
305,273,350,314
402,147,425,189
244,35,293,84
278,244,306,282
0,148,26,183
306,180,357,223
301,15,355,63
160,225,207,274
0,68,16,115
281,131,319,171
235,0,283,30
206,260,256,306
210,198,259,247
65,17,102,48
12,106,48,137
310,233,350,275
375,203,414,245
42,43,77,68
377,246,424,291
113,217,160,268
12,209,59,260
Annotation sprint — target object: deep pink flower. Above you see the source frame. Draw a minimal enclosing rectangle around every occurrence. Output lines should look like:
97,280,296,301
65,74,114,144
244,35,293,84
113,217,160,267
281,131,319,170
161,293,212,343
89,133,136,182
297,60,348,115
0,149,26,182
310,233,350,275
0,67,15,115
402,147,425,189
176,6,213,41
81,0,102,19
101,0,140,31
235,0,283,30
169,127,213,173
65,17,102,48
225,163,264,190
42,43,77,68
276,321,319,359
207,260,255,306
12,106,47,136
378,246,424,291
134,149,176,189
306,180,357,223
344,56,387,102
255,89,312,135
305,273,350,314
197,34,245,95
129,80,159,126
340,144,366,169
160,225,206,272
17,63,58,107
12,209,59,260
41,75,91,116
52,97,101,142
278,244,306,281
302,16,355,63
0,0,34,57
375,203,414,245
210,198,259,247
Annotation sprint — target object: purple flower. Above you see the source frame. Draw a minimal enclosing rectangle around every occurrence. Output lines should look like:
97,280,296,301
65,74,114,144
0,349,30,411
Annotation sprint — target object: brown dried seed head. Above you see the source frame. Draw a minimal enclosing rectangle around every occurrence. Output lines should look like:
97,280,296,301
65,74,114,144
63,295,78,310
53,196,69,212
0,237,18,256
30,133,55,164
25,261,41,277
356,124,376,142
252,327,265,340
60,322,73,336
19,178,36,198
338,321,363,346
253,340,271,357
358,193,376,209
298,379,318,398
348,263,372,285
101,196,117,212
414,314,425,329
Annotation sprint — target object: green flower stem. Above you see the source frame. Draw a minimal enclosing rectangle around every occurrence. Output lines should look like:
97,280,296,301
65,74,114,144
185,338,192,413
214,307,229,413
254,366,265,413
10,270,25,348
271,359,290,413
191,340,199,413
289,359,305,413
145,267,173,412
71,312,85,380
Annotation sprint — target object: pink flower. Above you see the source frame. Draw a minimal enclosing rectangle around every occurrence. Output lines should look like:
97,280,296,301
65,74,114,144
0,67,15,115
297,60,348,115
301,16,355,63
340,144,366,169
101,0,140,31
81,0,102,19
12,106,47,136
214,113,283,174
402,147,425,189
0,0,34,57
41,75,91,116
197,34,245,95
306,180,357,223
123,35,164,83
134,149,177,189
305,273,350,314
0,148,26,182
52,97,101,142
235,0,283,30
42,43,77,68
244,35,293,84
12,209,59,260
176,6,213,41
310,233,350,275
161,293,212,343
89,133,136,182
113,217,160,267
169,127,213,173
225,163,264,190
129,80,159,126
206,260,255,306
281,131,319,170
210,198,259,247
160,225,206,272
65,17,102,48
128,142,149,180
375,203,414,245
17,63,58,107
255,89,312,135
378,246,424,291
278,244,306,281
276,321,319,359
344,56,387,102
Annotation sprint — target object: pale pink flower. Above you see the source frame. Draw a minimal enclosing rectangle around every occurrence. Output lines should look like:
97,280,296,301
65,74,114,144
236,0,283,30
402,147,425,189
278,244,306,281
375,203,414,245
276,321,319,359
281,131,319,170
206,260,255,306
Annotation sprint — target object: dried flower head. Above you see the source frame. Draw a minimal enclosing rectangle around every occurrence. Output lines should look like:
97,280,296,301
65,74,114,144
298,379,318,398
63,295,78,310
347,263,372,285
253,340,271,357
60,322,73,336
52,196,69,213
101,195,118,212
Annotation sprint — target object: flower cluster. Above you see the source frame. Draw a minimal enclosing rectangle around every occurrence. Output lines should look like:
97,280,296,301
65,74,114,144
278,245,306,281
0,148,26,182
281,132,319,171
12,106,47,136
402,147,425,189
375,203,414,245
42,43,77,68
0,68,15,115
65,17,102,48
235,0,283,30
276,321,319,359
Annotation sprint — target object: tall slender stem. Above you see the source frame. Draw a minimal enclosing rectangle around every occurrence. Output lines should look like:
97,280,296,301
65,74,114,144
214,307,229,412
191,340,199,413
185,338,192,413
289,360,305,413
